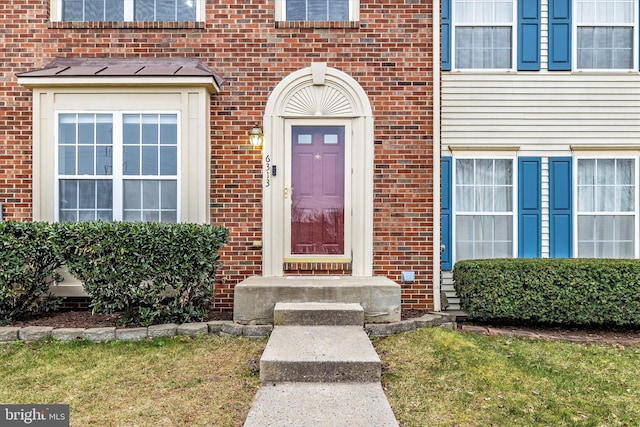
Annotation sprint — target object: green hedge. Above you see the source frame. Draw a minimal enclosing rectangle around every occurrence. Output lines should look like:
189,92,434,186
453,258,640,326
51,221,229,326
0,221,62,324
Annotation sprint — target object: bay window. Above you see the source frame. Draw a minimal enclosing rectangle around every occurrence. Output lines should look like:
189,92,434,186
455,158,515,261
57,112,179,223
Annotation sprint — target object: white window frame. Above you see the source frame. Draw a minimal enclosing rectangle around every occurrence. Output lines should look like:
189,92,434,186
451,0,517,71
275,0,359,22
54,110,181,223
572,0,639,71
51,0,205,22
573,156,639,258
452,156,518,264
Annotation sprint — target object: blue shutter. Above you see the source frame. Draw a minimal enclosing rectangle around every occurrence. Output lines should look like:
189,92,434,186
549,157,573,257
441,157,453,270
518,0,541,70
442,0,451,71
548,0,572,70
518,157,542,258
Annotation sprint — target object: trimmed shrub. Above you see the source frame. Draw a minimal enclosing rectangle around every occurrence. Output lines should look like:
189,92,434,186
51,221,229,326
453,258,640,326
0,221,62,324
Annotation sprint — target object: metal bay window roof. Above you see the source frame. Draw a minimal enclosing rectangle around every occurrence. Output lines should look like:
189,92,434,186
17,57,224,92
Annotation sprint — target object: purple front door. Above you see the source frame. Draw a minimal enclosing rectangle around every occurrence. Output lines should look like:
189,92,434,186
291,125,345,255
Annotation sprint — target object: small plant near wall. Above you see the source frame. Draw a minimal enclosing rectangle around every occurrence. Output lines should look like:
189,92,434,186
0,221,62,324
51,221,229,326
454,258,640,327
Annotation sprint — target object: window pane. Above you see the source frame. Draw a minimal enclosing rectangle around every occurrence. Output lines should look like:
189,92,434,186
123,117,140,145
135,0,155,20
58,146,77,175
96,145,112,176
142,115,159,145
456,186,474,211
106,0,125,20
77,146,95,175
157,0,175,20
96,181,113,209
160,146,177,175
124,180,142,210
143,181,160,209
142,146,159,175
456,159,474,184
78,181,96,209
58,114,76,144
96,115,112,145
161,181,177,209
85,0,105,21
63,0,84,20
59,180,79,209
159,115,178,145
177,0,197,20
123,146,141,175
77,115,94,145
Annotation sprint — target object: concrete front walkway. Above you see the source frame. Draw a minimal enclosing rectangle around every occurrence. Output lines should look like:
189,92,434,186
243,302,399,427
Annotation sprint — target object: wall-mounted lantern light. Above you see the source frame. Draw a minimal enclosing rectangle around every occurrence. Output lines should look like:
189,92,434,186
248,124,263,149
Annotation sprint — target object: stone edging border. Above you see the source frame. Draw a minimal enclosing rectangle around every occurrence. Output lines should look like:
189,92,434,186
0,312,457,343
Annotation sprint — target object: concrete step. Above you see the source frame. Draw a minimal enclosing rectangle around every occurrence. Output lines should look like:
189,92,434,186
260,325,381,383
273,302,364,326
233,276,401,325
243,382,399,427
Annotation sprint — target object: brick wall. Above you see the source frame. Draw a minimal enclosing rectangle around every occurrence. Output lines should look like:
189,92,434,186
0,0,435,310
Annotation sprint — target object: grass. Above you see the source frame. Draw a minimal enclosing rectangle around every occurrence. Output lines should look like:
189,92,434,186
373,327,640,427
0,335,266,426
2,329,640,426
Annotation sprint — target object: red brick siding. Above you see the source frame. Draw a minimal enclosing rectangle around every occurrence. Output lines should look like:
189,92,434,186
0,0,435,310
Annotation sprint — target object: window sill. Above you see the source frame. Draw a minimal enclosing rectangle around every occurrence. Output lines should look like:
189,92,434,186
275,20,360,29
49,21,205,30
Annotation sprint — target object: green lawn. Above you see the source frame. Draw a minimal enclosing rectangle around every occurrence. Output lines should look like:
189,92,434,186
1,328,639,426
0,335,265,426
374,327,640,427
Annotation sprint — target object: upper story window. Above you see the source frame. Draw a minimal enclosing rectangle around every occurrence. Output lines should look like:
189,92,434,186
276,0,358,21
57,0,200,22
575,0,637,70
452,0,516,69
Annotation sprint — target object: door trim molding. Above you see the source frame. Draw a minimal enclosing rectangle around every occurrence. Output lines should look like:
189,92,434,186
262,63,374,276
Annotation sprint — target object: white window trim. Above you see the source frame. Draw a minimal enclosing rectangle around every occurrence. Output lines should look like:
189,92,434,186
275,0,360,22
450,0,518,72
572,0,639,72
54,110,182,222
51,0,205,22
452,156,518,264
573,155,640,258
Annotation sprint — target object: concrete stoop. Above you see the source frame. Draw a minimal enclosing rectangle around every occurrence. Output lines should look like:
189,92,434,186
244,302,400,427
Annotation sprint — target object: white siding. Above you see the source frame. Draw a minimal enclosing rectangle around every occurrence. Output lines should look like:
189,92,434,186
442,73,640,153
541,157,549,258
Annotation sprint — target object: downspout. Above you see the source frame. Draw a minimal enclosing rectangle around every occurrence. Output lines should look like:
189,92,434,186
432,0,442,311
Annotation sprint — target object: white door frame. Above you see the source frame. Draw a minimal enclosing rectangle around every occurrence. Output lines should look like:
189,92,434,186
262,63,374,276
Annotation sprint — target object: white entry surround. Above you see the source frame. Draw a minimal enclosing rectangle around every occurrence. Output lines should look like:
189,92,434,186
262,63,374,276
